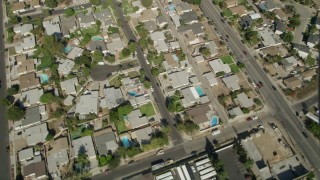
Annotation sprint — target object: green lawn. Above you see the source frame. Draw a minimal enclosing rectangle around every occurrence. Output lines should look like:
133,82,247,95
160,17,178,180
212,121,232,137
221,55,234,64
128,71,140,78
222,9,233,18
230,64,240,73
110,76,122,88
140,103,155,117
70,125,85,140
115,120,127,133
37,55,53,70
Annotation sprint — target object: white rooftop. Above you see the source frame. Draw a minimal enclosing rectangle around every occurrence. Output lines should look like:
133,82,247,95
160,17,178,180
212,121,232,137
60,77,78,95
209,59,231,74
236,92,254,108
72,136,96,158
20,88,43,106
75,91,99,115
222,75,240,91
23,123,49,146
58,59,75,76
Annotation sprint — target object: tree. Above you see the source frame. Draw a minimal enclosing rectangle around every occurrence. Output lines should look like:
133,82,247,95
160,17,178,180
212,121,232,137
92,50,104,62
108,155,121,169
120,48,131,59
65,8,75,17
45,0,58,8
53,108,65,118
288,14,301,28
128,42,137,53
151,67,160,76
281,31,293,43
90,0,101,5
45,133,54,141
107,26,119,34
42,9,52,17
9,16,20,24
241,107,250,114
7,106,25,121
40,93,58,104
305,55,315,66
106,54,115,63
143,80,151,88
22,16,31,23
182,0,202,5
7,84,19,95
237,62,245,69
96,20,102,29
141,0,153,8
75,55,92,67
254,98,262,105
199,47,211,57
98,155,112,166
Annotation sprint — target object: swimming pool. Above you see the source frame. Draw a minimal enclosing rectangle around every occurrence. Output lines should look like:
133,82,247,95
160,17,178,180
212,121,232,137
64,46,73,53
121,136,131,148
128,91,142,97
40,74,49,84
211,116,219,127
91,36,104,41
195,86,205,97
172,54,179,62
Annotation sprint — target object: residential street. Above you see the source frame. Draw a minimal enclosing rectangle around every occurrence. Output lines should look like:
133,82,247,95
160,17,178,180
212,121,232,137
112,0,183,145
200,0,320,177
0,1,11,180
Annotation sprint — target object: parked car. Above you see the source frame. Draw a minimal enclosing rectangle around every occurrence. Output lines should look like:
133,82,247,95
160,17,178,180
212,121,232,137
272,86,277,91
259,81,264,86
212,128,221,136
128,160,134,166
246,117,252,121
166,158,174,164
242,50,248,55
157,149,164,155
252,116,258,120
191,165,196,173
302,132,308,138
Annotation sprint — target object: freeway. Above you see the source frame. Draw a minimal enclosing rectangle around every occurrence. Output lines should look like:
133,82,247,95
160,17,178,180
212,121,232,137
112,0,182,145
200,0,320,177
0,1,11,180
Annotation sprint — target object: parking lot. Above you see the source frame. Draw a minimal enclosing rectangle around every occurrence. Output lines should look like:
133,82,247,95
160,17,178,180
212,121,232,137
218,148,246,180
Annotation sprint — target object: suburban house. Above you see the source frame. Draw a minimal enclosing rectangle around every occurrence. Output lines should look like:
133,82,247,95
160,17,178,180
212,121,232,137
283,76,302,89
93,8,112,29
258,0,278,12
131,126,153,145
293,44,310,59
46,137,69,179
106,33,125,54
16,55,35,75
187,104,216,131
131,0,146,14
172,14,181,27
150,31,169,53
20,88,43,107
209,59,231,74
15,35,36,54
125,109,149,130
258,28,277,47
58,59,75,77
168,70,190,90
175,2,192,15
144,20,158,33
180,11,199,25
203,72,218,86
301,69,317,81
19,72,40,91
77,13,96,28
280,56,301,71
228,106,244,117
21,105,47,129
307,34,320,48
18,148,34,164
178,23,205,37
239,15,255,29
23,161,47,180
180,86,210,108
222,75,241,91
273,9,289,21
23,123,49,146
156,15,168,29
42,16,62,38
67,47,84,60
274,20,286,35
60,16,78,37
229,5,248,17
86,41,108,54
101,87,124,109
60,77,78,95
13,24,33,36
75,91,99,119
138,9,158,22
204,41,219,58
93,127,119,155
12,2,26,14
72,136,96,159
169,41,180,51
73,0,89,5
235,93,254,108
181,30,203,45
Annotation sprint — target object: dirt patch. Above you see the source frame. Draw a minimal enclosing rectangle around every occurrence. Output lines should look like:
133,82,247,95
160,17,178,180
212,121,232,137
48,119,65,133
212,78,230,96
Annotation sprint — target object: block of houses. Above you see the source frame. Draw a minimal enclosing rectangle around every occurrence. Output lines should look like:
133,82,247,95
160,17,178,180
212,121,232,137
12,2,26,14
168,70,190,90
229,5,248,17
93,127,119,155
209,59,231,74
293,44,310,59
131,126,153,145
67,46,84,60
72,136,96,159
258,0,278,12
125,109,149,129
225,0,239,8
144,20,158,33
138,9,158,22
87,41,107,54
307,34,320,48
13,24,33,36
77,13,96,28
283,76,302,89
274,20,286,35
281,56,301,71
20,88,43,107
150,31,169,53
222,75,240,91
258,28,277,47
15,35,36,54
23,161,47,180
101,87,124,109
228,106,244,117
177,23,205,36
19,72,40,91
75,91,99,119
42,16,61,37
16,55,35,75
235,93,254,108
46,137,69,178
204,41,219,58
58,59,75,77
23,123,49,146
21,105,47,129
187,104,216,131
93,8,112,29
301,69,316,81
60,16,77,38
60,77,78,95
106,33,125,54
180,11,198,25
18,148,34,163
175,2,192,15
203,72,218,86
156,15,168,29
180,86,210,108
163,53,180,71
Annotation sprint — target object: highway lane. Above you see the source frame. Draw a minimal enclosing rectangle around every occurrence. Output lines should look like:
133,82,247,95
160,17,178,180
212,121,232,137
0,1,11,180
112,0,182,145
201,0,320,177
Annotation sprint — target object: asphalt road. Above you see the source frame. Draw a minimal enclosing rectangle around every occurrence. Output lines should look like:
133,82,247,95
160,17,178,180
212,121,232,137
218,148,247,180
112,0,182,145
291,93,318,113
0,1,11,180
200,0,320,177
90,60,139,81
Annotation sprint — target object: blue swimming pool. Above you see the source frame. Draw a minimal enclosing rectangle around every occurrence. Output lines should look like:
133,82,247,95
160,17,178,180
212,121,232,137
40,74,49,84
91,36,104,41
64,46,73,53
195,86,205,97
121,136,131,148
211,116,219,127
128,91,142,97
172,54,179,62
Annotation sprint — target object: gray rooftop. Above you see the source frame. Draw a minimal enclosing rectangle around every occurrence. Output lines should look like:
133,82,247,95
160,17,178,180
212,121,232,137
177,23,204,35
20,88,43,106
13,24,33,35
180,11,198,24
127,109,148,129
228,106,244,116
205,41,218,56
134,126,153,145
22,106,41,127
60,16,77,36
181,87,200,107
47,149,69,173
94,129,119,155
222,75,240,91
168,70,190,89
293,43,310,53
77,13,95,24
275,20,286,32
307,34,320,44
156,15,167,25
103,87,124,109
42,20,61,37
75,91,99,115
87,40,107,51
67,47,84,60
93,8,111,20
60,77,78,95
107,38,125,54
23,123,48,146
265,0,276,11
144,20,157,32
58,59,75,76
18,148,34,162
72,135,96,158
236,92,254,108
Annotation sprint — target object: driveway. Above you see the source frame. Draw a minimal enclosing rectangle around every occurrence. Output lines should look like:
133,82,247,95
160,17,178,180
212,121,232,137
90,60,139,81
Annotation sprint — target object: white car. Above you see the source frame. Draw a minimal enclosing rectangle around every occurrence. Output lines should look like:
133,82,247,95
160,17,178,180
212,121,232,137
212,128,221,136
157,149,164,155
191,165,196,173
150,88,154,92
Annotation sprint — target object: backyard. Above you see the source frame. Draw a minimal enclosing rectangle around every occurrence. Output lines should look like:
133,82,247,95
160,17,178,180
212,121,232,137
140,103,155,117
221,55,234,64
37,55,53,70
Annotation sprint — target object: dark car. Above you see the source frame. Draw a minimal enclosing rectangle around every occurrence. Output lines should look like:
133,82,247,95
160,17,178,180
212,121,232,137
128,160,135,166
242,50,248,55
246,117,252,121
272,86,277,90
302,132,308,138
226,35,229,38
259,81,264,86
0,80,2,88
